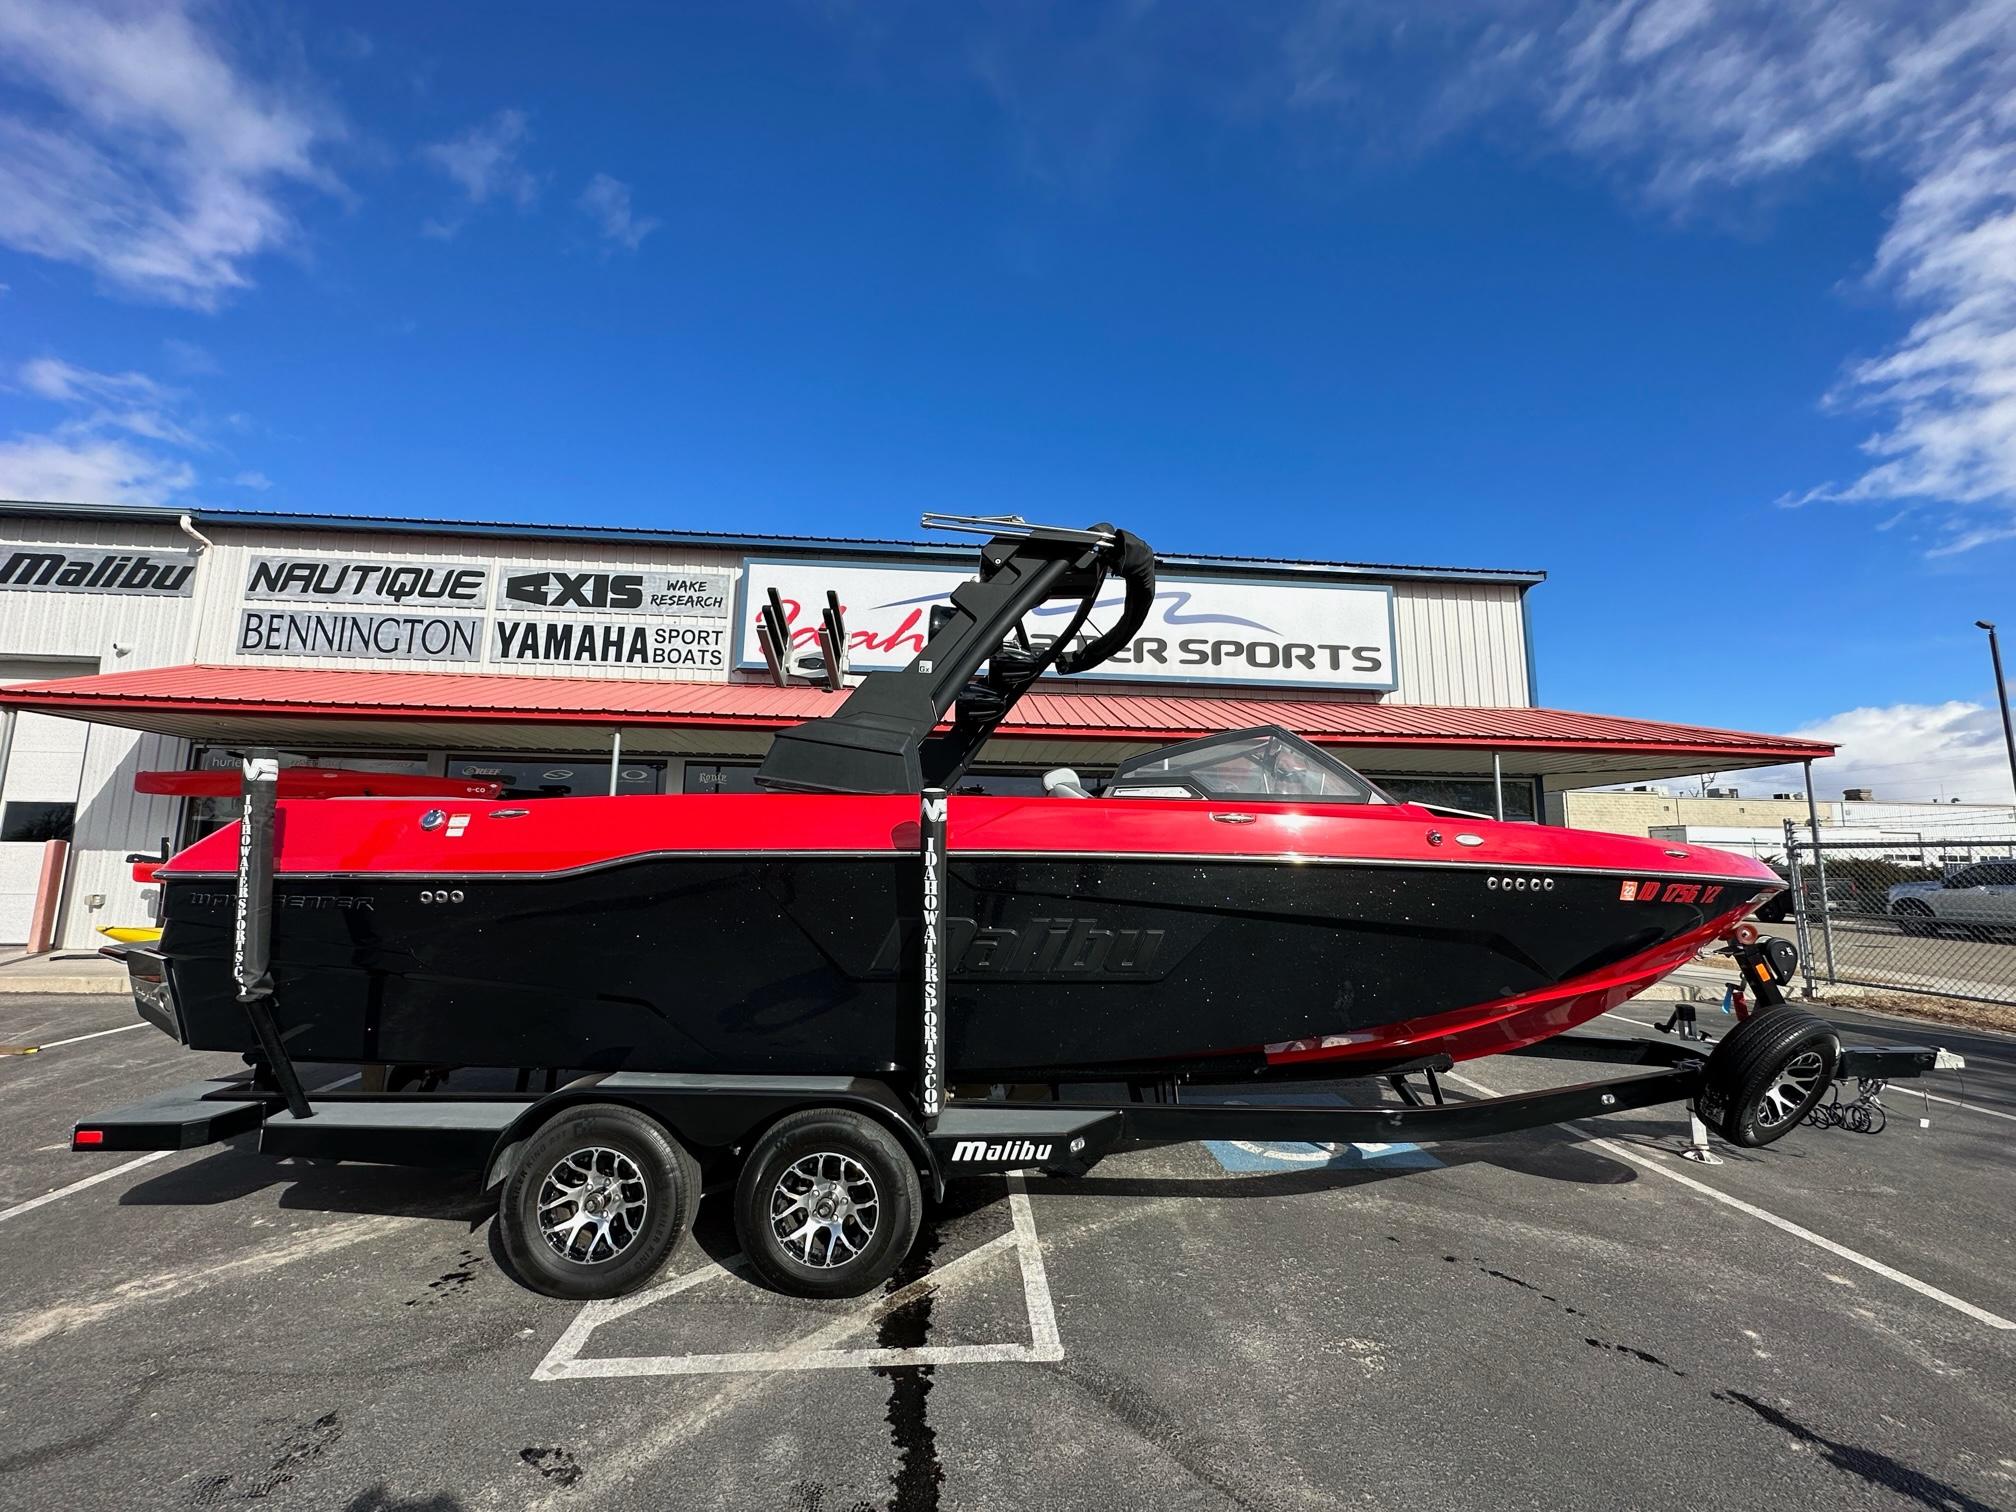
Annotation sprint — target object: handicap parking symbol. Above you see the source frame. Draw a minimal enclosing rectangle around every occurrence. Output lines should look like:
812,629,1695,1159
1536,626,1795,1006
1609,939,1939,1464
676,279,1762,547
1189,1087,1444,1174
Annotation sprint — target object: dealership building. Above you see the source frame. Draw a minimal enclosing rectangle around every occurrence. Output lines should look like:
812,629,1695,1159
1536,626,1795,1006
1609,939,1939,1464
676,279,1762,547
0,499,1831,949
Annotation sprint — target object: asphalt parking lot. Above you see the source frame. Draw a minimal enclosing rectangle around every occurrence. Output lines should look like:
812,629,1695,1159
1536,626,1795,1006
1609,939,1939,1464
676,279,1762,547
3,993,2012,1512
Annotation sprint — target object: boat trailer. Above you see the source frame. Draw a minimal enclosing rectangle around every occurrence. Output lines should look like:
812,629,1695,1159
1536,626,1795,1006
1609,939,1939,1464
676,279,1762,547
77,760,1961,1299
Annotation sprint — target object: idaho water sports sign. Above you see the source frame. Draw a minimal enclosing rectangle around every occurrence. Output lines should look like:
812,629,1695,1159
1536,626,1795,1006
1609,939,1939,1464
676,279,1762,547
737,558,1398,691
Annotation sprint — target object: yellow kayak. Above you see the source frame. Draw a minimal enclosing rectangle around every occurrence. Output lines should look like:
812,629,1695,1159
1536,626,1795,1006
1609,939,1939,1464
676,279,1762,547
97,925,162,944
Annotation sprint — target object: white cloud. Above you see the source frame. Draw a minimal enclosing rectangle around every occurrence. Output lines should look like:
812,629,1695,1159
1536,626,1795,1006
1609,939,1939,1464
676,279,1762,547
576,173,660,252
0,0,339,308
12,356,201,448
421,108,541,236
230,469,272,490
2,350,256,506
0,434,195,506
1736,698,2016,803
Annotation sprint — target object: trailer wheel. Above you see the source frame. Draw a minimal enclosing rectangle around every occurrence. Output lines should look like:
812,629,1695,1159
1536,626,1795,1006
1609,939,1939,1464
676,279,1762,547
498,1103,699,1300
733,1108,921,1299
1694,1008,1840,1148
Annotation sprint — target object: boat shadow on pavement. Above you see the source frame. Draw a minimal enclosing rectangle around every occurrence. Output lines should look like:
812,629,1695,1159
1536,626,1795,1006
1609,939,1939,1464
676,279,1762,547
116,1138,493,1226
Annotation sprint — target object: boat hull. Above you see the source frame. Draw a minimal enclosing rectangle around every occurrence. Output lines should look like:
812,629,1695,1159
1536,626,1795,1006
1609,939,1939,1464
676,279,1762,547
153,848,1774,1076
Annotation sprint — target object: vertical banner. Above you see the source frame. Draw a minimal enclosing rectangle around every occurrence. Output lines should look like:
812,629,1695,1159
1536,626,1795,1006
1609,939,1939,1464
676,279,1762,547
234,753,278,1001
918,787,948,1126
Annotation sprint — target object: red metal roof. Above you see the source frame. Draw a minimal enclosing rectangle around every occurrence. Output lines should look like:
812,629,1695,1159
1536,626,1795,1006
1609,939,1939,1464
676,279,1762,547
0,663,1835,762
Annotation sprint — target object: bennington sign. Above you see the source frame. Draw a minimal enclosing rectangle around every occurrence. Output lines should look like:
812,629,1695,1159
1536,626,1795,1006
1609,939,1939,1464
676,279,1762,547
238,609,482,662
0,548,195,596
739,558,1399,692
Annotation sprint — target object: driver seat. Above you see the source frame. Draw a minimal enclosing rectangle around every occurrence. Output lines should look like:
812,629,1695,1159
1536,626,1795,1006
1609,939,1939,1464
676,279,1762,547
1043,767,1092,799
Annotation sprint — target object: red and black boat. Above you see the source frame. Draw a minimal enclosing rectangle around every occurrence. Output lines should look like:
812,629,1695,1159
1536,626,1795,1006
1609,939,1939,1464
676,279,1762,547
141,519,1780,1082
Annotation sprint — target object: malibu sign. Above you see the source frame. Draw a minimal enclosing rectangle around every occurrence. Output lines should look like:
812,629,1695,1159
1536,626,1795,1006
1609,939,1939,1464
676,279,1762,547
737,558,1398,691
0,547,196,596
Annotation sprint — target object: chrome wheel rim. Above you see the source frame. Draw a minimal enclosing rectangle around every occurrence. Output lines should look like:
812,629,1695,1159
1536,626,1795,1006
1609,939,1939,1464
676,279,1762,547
1757,1049,1828,1129
770,1152,879,1268
538,1146,649,1265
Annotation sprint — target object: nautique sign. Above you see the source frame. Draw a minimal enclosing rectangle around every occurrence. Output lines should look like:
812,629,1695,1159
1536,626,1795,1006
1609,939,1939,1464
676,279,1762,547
245,556,489,607
737,558,1398,691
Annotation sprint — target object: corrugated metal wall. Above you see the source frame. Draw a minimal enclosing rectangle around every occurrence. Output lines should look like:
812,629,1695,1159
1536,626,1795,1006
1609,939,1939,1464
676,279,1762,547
0,520,195,945
1387,581,1527,706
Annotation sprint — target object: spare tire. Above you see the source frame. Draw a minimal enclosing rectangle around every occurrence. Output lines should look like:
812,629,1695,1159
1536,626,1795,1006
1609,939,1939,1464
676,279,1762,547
1694,1008,1841,1148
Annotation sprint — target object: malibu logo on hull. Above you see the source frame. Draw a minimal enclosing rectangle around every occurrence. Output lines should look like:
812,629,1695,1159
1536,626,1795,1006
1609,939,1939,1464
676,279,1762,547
870,916,1169,979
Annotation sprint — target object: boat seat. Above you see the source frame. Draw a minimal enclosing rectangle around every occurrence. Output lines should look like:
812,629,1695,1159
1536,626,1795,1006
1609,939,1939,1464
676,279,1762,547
1043,767,1091,799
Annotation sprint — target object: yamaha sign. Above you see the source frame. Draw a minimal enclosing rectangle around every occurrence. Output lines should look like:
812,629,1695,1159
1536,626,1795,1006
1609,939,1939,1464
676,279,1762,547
737,558,1398,691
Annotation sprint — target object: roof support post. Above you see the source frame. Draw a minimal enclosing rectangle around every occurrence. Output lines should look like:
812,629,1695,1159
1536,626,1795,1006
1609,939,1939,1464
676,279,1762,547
1492,751,1505,822
609,728,623,795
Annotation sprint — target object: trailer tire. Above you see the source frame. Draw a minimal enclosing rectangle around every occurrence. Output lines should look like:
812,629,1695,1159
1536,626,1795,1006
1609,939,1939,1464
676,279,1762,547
498,1103,699,1300
734,1108,922,1300
1694,1008,1840,1149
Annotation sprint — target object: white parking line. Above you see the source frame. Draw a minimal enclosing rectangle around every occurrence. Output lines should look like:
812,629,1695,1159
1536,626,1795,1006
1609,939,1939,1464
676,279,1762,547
36,1023,148,1050
1448,1069,2016,1332
0,1071,360,1228
535,1176,1063,1379
0,1152,171,1225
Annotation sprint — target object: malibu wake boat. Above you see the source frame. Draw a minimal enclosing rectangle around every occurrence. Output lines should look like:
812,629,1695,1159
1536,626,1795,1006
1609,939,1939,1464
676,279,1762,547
79,516,1958,1300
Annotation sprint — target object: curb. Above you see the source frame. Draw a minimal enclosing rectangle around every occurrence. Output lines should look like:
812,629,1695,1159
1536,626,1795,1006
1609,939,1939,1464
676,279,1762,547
0,976,127,996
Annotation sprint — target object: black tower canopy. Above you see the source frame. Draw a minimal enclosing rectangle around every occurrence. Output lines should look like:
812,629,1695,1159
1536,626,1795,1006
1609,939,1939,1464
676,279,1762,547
755,516,1156,794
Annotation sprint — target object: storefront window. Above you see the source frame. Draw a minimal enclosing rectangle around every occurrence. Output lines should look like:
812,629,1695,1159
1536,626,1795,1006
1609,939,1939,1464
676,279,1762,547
1,800,75,842
1371,775,1538,822
448,757,664,799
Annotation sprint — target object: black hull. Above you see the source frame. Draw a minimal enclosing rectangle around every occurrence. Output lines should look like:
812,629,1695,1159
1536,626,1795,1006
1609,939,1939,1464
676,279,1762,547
155,857,1757,1075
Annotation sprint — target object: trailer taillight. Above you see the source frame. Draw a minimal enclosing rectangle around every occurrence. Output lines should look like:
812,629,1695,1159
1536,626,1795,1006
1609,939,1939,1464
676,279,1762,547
74,1129,105,1147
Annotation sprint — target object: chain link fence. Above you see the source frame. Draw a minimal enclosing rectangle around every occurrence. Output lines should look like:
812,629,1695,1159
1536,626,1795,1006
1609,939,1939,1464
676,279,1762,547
1784,820,2016,1006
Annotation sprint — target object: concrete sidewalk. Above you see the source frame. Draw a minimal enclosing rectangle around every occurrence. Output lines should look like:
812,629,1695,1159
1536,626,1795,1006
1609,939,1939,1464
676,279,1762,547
0,950,130,995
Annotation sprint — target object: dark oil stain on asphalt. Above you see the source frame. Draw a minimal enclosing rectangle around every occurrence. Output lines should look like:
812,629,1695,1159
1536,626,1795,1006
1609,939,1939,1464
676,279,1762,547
405,1246,482,1307
1445,1256,1582,1316
519,1447,583,1488
190,1410,342,1503
1584,1338,1687,1377
1714,1392,1998,1512
873,1212,947,1512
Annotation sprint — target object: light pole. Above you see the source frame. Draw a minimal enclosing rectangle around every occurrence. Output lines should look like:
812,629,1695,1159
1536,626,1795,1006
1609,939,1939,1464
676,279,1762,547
1978,621,2016,803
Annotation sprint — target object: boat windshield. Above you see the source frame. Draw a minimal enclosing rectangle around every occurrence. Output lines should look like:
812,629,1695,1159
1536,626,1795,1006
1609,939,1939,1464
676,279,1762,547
1104,727,1387,804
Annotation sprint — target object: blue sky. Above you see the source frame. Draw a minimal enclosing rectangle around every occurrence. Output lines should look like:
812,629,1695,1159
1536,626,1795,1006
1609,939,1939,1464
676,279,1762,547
2,2,2014,800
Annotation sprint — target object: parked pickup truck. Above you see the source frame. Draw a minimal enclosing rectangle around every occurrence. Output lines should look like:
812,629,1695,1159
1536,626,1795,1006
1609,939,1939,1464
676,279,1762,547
1887,859,2016,937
